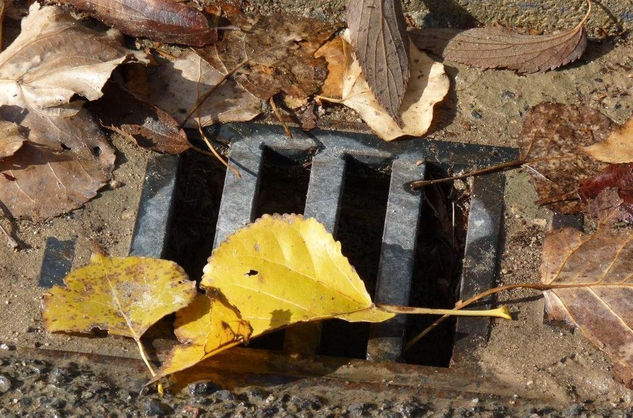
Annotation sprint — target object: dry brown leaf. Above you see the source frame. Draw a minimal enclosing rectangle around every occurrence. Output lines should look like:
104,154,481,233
320,34,449,141
90,83,191,154
519,103,613,214
584,117,633,164
410,2,589,73
56,0,216,47
346,0,410,121
0,121,25,158
542,224,633,387
0,109,115,219
149,49,261,129
314,36,347,99
0,4,145,219
204,12,339,102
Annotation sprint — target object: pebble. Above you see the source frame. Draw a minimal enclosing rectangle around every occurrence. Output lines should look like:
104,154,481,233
188,381,220,397
0,375,11,392
145,399,172,416
213,390,235,402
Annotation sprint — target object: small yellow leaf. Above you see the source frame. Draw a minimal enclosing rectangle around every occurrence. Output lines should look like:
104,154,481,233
152,293,252,380
43,254,196,340
202,214,395,338
584,117,633,163
319,33,449,141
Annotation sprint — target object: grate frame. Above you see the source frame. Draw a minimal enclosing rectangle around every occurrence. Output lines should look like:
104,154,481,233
38,123,518,371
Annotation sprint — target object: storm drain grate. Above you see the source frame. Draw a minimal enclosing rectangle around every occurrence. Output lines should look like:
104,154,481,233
39,123,517,371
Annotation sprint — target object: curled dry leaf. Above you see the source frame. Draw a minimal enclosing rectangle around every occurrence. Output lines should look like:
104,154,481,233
203,12,338,102
346,0,410,121
149,50,261,129
542,224,633,387
0,121,25,158
202,214,394,338
519,103,613,214
584,117,633,164
56,0,216,46
410,1,589,73
90,83,191,154
318,34,449,141
151,293,252,381
43,254,196,338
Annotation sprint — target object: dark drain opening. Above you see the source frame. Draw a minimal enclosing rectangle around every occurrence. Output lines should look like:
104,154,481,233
318,157,391,359
404,164,469,367
164,150,226,281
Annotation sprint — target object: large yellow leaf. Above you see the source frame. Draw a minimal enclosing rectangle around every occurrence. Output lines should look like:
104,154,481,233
152,293,252,380
43,254,196,341
202,214,394,337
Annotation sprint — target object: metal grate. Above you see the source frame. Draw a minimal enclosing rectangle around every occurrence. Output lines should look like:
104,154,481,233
39,122,517,370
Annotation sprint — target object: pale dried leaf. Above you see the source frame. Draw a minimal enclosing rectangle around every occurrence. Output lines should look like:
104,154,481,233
542,225,633,386
56,0,216,46
410,5,589,73
346,0,409,121
149,50,261,129
322,35,449,141
584,117,633,164
519,103,613,214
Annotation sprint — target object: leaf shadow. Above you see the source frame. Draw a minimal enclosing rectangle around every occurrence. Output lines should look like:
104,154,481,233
419,0,479,29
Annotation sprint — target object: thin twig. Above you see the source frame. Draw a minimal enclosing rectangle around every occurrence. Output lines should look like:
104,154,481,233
196,117,241,179
269,96,292,138
0,223,17,249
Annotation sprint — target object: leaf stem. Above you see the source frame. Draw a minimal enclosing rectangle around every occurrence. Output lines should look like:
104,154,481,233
377,304,512,319
404,281,600,351
135,338,156,377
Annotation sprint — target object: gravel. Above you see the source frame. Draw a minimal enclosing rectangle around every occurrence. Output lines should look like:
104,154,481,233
3,351,633,417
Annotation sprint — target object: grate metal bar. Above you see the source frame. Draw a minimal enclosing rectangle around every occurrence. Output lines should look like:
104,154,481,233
452,172,505,363
130,154,179,258
213,141,264,249
367,158,425,361
303,153,346,234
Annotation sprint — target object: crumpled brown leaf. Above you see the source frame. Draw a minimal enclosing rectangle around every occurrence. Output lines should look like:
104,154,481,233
203,12,338,102
90,83,191,154
579,164,633,222
519,103,613,214
0,4,145,219
56,0,216,46
410,2,589,73
542,224,633,387
149,49,262,129
346,0,410,121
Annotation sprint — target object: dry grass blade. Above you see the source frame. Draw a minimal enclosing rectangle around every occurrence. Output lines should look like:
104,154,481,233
346,0,410,122
410,0,591,73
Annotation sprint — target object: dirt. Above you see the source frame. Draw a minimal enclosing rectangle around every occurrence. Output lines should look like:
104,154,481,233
1,0,633,414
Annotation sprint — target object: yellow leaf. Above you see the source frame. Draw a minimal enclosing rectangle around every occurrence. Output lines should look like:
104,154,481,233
318,33,449,141
584,116,633,163
151,294,252,380
42,254,196,375
202,214,395,337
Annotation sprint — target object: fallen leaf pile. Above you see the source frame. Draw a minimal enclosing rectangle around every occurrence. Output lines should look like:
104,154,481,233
42,214,510,384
